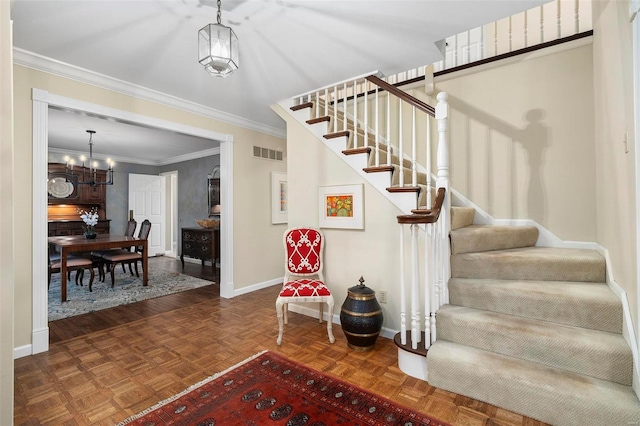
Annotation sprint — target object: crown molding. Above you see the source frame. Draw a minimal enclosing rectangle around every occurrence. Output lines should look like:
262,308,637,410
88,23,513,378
48,146,221,167
13,48,286,139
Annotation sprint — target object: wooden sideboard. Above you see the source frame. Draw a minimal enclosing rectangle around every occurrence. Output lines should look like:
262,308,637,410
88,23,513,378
181,227,219,274
48,220,111,237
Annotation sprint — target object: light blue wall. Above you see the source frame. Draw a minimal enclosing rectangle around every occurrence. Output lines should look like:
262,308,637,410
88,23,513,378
159,154,219,252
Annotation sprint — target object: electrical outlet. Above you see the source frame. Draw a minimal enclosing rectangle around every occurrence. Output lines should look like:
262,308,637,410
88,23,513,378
379,290,387,304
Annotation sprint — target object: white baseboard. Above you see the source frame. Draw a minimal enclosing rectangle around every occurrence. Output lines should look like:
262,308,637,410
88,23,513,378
234,277,283,297
14,344,32,360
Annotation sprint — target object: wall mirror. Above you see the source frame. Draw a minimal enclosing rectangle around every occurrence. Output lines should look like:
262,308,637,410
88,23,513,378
208,165,220,218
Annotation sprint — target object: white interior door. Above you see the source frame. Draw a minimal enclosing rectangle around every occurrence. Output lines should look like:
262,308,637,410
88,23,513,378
129,173,166,256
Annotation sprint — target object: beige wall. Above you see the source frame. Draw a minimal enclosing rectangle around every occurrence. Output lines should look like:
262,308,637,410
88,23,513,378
415,43,597,242
274,104,410,332
1,3,14,424
12,65,286,349
592,0,638,333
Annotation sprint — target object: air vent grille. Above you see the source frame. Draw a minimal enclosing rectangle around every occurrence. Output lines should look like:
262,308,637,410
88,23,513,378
253,146,283,161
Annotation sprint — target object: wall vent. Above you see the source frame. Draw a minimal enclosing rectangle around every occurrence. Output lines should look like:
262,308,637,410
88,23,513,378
253,145,283,161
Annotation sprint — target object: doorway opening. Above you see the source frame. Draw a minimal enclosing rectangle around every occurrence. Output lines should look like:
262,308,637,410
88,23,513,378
32,89,234,355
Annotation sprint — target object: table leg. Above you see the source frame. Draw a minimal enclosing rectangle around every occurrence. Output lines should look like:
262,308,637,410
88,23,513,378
142,240,148,286
61,247,68,302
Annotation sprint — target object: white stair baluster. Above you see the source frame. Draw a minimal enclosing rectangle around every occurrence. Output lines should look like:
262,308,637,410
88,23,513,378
429,222,437,344
424,222,431,350
315,91,319,119
540,5,544,43
494,21,498,56
333,85,338,133
426,115,432,209
343,82,348,132
574,0,579,34
364,81,369,148
524,10,528,48
399,101,404,187
400,225,407,345
410,223,420,349
557,0,562,39
509,16,513,52
411,106,417,187
353,80,358,148
386,91,391,166
375,87,379,166
324,88,328,117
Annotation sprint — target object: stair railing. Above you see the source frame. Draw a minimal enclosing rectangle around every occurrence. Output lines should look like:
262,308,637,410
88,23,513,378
293,74,450,353
385,0,591,84
294,73,437,190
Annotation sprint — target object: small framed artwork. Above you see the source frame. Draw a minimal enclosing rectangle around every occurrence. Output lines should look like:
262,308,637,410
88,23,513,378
318,184,364,229
271,172,288,224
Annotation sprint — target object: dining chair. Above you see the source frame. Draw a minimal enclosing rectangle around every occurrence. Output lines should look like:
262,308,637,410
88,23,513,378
101,219,151,287
93,219,137,280
275,227,335,346
48,252,96,291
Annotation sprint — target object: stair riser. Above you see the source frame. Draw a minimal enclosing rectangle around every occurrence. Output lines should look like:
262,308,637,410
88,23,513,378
437,308,632,385
451,253,605,282
448,279,623,334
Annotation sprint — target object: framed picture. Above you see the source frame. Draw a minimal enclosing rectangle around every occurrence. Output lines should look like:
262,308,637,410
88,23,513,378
318,184,364,229
271,172,288,224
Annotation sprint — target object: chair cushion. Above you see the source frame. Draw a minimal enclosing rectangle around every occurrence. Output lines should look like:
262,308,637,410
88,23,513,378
279,279,331,297
101,252,142,262
50,257,93,269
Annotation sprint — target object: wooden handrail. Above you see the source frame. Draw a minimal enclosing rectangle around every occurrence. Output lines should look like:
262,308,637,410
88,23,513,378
366,75,435,117
396,188,445,224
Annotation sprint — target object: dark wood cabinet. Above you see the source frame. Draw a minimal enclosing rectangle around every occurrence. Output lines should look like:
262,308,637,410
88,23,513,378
48,162,107,209
181,227,219,273
47,162,110,238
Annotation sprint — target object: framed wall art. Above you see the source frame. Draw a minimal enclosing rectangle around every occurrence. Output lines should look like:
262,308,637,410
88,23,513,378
271,172,288,224
318,184,364,229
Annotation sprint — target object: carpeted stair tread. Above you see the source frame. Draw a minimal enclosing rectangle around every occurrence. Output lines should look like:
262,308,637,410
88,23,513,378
451,246,605,282
450,225,539,254
448,278,622,333
427,340,640,425
437,305,631,385
450,207,475,230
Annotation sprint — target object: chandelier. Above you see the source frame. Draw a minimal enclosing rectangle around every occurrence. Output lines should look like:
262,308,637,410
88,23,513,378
198,0,238,77
64,130,114,186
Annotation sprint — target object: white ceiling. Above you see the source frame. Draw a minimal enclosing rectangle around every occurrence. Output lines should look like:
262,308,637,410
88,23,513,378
10,0,545,165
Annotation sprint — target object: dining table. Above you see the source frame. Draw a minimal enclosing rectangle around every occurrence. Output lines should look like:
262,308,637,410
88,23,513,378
48,234,148,302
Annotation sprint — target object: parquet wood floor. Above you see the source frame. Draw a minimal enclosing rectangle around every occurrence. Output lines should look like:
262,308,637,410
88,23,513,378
15,257,548,426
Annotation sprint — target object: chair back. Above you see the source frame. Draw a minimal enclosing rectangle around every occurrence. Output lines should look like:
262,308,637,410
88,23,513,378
136,219,152,253
283,227,324,282
125,219,137,237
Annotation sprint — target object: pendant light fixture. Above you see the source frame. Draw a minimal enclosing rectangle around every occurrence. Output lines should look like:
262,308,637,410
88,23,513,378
198,0,239,77
64,130,114,186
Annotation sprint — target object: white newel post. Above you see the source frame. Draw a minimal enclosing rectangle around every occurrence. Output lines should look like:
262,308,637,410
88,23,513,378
435,92,450,306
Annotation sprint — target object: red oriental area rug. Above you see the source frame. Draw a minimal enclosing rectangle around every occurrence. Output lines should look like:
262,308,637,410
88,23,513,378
118,350,449,426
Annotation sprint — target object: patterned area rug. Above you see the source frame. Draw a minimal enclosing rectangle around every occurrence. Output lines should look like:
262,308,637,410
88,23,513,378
118,351,449,426
48,260,214,321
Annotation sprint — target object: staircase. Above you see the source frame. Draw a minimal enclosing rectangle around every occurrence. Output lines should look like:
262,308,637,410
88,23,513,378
282,70,640,424
428,209,639,425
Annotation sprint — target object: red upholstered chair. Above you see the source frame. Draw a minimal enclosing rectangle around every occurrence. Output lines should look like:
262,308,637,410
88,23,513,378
276,227,335,345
